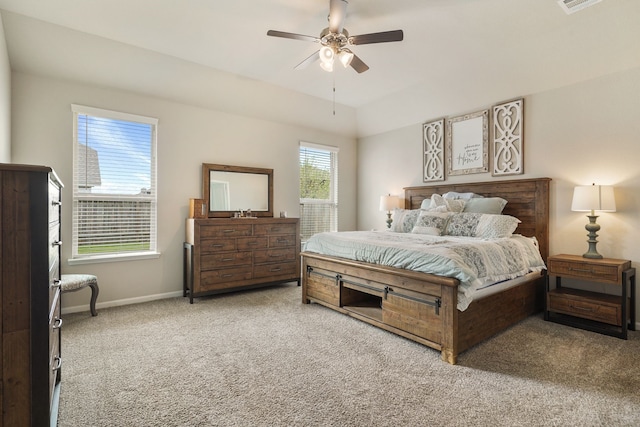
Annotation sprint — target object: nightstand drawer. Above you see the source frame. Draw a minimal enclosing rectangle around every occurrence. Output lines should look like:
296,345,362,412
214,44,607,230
548,257,627,284
548,288,622,326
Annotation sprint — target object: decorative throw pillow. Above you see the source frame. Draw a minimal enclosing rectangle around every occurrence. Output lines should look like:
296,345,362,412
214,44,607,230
429,194,466,213
444,213,483,237
463,197,508,214
411,211,452,235
474,214,521,238
390,209,423,233
444,213,521,238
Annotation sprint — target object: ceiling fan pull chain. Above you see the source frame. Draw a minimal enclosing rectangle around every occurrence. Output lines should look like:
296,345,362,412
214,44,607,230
333,76,336,116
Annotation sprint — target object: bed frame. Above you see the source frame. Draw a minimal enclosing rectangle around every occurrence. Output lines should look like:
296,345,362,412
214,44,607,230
301,178,550,364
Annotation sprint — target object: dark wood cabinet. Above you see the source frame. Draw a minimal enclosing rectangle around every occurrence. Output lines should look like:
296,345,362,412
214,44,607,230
0,163,63,426
184,217,300,303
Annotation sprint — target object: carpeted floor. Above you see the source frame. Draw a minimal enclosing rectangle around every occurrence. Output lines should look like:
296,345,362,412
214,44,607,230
58,284,640,426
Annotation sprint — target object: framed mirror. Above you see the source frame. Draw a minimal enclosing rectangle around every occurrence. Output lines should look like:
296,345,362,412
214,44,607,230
202,163,273,218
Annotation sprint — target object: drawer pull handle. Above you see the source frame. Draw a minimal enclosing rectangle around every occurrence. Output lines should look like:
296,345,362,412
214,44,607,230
212,244,224,248
53,317,63,329
221,258,234,262
223,229,236,233
52,356,62,371
248,242,259,245
570,304,594,312
269,254,284,258
270,267,282,272
569,267,593,274
222,274,234,278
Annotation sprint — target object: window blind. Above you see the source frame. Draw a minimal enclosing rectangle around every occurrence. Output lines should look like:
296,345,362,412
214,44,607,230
299,142,338,242
71,105,158,259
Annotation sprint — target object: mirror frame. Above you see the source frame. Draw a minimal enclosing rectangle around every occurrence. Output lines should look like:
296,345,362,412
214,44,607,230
202,163,274,218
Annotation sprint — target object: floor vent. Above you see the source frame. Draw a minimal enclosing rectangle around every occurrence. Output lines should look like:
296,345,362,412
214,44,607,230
557,0,603,14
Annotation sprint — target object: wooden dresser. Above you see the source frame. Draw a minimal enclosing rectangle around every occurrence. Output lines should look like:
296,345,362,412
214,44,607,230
184,217,300,303
0,164,63,426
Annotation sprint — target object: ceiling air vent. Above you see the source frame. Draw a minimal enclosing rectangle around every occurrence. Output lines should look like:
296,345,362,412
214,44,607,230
557,0,603,14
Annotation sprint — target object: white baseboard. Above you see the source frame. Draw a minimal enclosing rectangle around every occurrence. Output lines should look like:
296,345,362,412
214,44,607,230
61,290,184,315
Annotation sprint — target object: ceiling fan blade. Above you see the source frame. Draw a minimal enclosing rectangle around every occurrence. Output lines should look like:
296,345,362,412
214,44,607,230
349,30,404,45
267,30,319,43
295,50,320,70
328,0,348,34
349,53,369,73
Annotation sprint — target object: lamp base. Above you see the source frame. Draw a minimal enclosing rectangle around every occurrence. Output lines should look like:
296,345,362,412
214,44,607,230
386,212,393,229
582,214,603,259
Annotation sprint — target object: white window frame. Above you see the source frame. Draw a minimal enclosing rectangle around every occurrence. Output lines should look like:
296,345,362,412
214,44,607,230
69,104,159,265
299,141,339,243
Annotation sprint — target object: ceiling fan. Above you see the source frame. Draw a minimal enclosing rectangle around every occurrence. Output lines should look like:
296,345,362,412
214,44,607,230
267,0,403,74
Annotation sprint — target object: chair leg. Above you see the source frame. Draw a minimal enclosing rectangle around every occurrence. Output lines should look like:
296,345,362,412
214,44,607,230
89,283,99,316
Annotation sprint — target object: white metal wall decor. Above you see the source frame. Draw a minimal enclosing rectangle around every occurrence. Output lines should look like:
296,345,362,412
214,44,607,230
492,99,524,176
423,118,445,182
446,109,489,176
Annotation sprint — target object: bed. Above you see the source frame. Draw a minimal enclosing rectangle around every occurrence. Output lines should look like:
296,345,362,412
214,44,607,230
301,177,550,364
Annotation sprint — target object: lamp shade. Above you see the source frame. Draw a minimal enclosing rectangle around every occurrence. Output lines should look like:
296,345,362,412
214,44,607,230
379,195,400,212
571,184,616,213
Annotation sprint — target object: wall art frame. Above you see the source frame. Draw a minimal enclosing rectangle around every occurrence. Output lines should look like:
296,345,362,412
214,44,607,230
446,109,489,176
492,98,524,176
422,118,445,182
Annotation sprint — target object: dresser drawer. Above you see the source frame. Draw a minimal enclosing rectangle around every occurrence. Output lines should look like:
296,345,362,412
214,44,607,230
237,237,267,250
547,288,622,326
254,223,297,236
49,180,61,224
49,292,62,407
269,235,296,248
49,223,61,268
200,239,236,253
199,224,252,238
200,267,252,287
201,251,251,269
253,261,298,279
254,248,296,264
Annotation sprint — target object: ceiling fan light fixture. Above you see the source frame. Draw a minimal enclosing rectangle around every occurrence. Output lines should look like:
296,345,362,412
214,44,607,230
338,49,354,68
319,45,335,64
319,60,334,72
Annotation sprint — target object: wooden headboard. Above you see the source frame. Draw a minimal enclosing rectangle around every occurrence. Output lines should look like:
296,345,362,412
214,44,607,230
403,178,551,262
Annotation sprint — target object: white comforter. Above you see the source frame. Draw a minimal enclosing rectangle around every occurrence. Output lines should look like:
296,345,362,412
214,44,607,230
304,231,546,311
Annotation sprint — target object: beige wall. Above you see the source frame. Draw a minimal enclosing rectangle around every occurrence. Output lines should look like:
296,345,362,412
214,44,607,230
0,16,10,162
10,72,357,311
357,66,640,324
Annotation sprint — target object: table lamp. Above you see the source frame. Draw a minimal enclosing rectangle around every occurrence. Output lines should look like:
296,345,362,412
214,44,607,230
571,183,616,259
379,194,400,229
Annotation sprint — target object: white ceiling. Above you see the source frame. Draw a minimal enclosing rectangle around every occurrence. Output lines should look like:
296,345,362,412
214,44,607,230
1,0,639,137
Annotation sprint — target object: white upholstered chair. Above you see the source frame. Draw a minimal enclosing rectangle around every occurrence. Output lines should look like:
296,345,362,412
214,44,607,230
60,274,99,316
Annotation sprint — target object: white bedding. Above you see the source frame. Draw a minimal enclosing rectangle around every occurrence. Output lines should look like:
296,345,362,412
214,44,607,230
303,231,546,311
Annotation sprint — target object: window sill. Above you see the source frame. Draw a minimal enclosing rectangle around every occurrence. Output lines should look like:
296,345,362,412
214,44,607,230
67,251,161,265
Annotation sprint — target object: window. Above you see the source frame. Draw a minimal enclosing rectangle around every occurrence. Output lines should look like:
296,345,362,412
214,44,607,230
70,105,158,263
299,142,338,242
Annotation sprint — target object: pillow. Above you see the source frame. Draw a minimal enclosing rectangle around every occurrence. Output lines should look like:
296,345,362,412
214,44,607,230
411,211,452,236
429,194,466,213
462,197,508,214
390,209,422,233
475,214,521,238
442,191,483,200
444,212,520,238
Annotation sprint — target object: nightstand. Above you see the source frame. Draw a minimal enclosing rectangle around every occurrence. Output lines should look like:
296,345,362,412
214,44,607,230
545,254,636,339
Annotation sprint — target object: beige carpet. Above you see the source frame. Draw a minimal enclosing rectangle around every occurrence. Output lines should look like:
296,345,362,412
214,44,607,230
58,284,640,426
